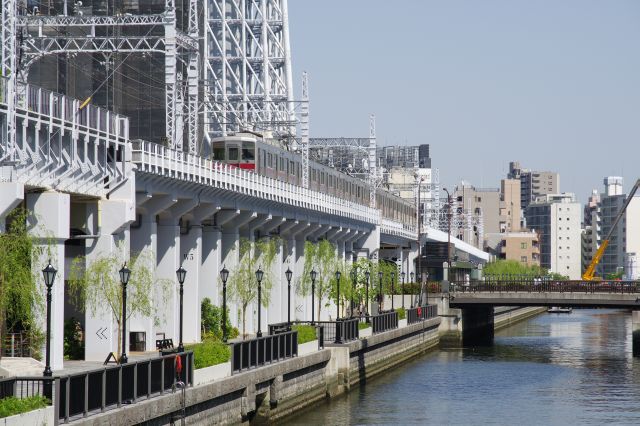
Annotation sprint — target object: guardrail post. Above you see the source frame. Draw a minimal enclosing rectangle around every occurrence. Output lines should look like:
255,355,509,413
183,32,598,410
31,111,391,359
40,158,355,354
84,373,89,417
118,368,122,408
101,370,106,412
160,358,165,394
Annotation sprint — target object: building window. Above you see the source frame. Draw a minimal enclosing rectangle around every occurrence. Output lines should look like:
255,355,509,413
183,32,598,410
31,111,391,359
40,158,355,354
521,242,527,249
521,256,527,263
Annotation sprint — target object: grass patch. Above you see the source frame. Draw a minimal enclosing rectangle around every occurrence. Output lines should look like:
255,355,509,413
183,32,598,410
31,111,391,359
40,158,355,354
0,396,49,419
292,324,317,344
358,322,371,330
397,308,406,320
185,339,230,369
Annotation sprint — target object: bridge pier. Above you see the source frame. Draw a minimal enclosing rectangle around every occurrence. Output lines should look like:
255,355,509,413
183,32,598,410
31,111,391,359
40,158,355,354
633,311,640,357
461,306,494,347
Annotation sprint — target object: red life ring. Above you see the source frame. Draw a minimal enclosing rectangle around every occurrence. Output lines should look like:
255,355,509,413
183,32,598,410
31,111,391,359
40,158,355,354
175,355,183,376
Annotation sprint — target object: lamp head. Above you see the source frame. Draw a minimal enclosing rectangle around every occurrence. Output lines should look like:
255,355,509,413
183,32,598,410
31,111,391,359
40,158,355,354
176,266,187,285
310,269,317,282
220,265,229,283
285,267,293,282
119,263,131,286
42,260,57,289
255,266,264,282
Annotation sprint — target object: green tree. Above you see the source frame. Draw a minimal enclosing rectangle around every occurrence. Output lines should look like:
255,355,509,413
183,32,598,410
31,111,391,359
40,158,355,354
0,209,46,361
200,297,237,339
226,237,280,338
297,240,340,320
68,243,170,360
483,259,568,281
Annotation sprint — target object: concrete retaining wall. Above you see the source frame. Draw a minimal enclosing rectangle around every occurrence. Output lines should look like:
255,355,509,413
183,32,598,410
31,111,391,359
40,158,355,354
494,306,547,330
1,405,54,426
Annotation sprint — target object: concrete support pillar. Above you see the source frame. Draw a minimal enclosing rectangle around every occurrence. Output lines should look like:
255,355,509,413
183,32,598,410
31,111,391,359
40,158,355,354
180,224,202,344
295,238,307,321
202,226,222,305
633,311,640,357
221,227,241,330
358,226,380,262
156,219,180,342
461,306,494,347
27,191,70,371
0,182,24,231
84,196,134,361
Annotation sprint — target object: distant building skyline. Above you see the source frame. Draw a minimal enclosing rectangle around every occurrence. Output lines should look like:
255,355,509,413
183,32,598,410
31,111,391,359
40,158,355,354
289,1,640,206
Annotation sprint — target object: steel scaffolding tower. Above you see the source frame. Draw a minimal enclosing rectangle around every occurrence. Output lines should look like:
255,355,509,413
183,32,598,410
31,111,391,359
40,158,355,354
203,0,295,142
9,0,199,154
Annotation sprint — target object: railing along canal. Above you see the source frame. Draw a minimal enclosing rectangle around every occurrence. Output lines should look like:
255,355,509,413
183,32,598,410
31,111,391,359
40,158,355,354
231,330,298,374
406,305,438,325
268,319,360,347
0,351,193,424
372,311,398,334
451,279,640,294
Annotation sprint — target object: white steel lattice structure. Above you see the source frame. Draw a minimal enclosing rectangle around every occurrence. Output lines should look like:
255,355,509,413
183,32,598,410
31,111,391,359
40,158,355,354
1,0,16,162
203,0,295,141
14,3,199,154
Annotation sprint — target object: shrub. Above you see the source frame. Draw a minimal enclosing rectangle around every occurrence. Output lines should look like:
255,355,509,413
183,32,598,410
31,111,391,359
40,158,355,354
292,325,316,344
396,308,406,320
64,317,84,360
0,396,49,418
358,322,371,330
201,298,236,339
186,339,231,369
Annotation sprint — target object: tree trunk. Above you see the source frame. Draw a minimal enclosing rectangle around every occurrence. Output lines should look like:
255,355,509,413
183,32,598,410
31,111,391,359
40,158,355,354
317,295,322,322
242,305,247,340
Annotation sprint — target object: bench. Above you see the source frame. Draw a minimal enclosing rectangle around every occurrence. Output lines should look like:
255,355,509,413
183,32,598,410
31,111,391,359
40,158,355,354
156,338,177,355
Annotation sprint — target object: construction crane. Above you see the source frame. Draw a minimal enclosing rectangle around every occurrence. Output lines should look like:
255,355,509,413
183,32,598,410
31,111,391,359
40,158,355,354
582,178,640,281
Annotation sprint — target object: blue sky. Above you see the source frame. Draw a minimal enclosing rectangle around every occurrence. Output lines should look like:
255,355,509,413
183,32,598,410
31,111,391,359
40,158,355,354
288,1,640,201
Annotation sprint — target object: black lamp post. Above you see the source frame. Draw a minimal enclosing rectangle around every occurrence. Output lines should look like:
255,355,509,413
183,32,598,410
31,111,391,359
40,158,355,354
391,271,396,311
350,268,357,318
119,263,131,364
401,272,406,309
285,267,293,330
425,272,430,306
176,266,187,353
42,260,57,378
220,265,229,342
410,272,415,308
364,270,370,323
255,267,264,338
335,270,341,320
310,269,317,325
378,271,383,313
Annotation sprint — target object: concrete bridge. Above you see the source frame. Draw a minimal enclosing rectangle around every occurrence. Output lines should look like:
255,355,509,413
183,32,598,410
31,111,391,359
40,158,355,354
448,279,640,355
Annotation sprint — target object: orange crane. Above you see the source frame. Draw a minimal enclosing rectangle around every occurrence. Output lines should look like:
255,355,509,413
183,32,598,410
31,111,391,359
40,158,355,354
582,178,640,281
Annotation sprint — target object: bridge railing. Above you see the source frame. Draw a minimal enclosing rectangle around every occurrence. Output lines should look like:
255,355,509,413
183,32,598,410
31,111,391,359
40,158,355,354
131,140,380,225
451,279,640,294
381,218,417,240
406,305,438,325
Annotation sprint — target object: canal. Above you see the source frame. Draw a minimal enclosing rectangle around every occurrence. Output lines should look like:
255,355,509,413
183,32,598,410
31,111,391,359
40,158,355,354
282,309,640,425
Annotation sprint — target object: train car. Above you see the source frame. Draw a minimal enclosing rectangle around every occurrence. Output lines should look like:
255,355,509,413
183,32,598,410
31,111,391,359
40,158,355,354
210,132,415,227
211,135,256,170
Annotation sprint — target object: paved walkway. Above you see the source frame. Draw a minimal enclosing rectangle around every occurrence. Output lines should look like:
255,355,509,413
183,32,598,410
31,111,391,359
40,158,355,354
56,351,161,375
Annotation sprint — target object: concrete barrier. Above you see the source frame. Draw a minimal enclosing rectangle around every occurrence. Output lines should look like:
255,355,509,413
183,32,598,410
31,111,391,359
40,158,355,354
1,405,54,426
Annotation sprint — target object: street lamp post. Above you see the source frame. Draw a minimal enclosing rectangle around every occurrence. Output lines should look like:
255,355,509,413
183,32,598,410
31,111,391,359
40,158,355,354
410,272,415,308
310,269,317,325
401,272,406,309
378,271,383,313
119,263,131,364
350,268,357,318
391,271,395,311
42,261,57,378
364,270,370,323
425,272,430,306
220,266,229,342
335,270,341,321
285,267,293,330
176,266,187,353
255,267,264,338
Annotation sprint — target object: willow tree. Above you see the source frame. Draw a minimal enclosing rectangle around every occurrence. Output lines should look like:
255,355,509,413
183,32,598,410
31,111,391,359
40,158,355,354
226,237,280,338
68,243,170,360
297,239,341,320
0,209,46,360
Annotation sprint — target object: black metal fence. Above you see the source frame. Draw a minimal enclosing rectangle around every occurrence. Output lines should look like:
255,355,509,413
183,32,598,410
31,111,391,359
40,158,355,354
406,305,439,325
231,330,298,374
372,311,398,334
269,319,360,346
0,351,193,424
2,332,32,357
451,279,640,294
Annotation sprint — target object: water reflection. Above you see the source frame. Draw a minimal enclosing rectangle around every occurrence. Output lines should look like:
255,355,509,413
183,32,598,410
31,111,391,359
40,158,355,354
281,309,640,426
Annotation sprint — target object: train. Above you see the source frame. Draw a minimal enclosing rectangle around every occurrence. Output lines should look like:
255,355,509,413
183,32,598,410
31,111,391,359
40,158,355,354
210,133,416,226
